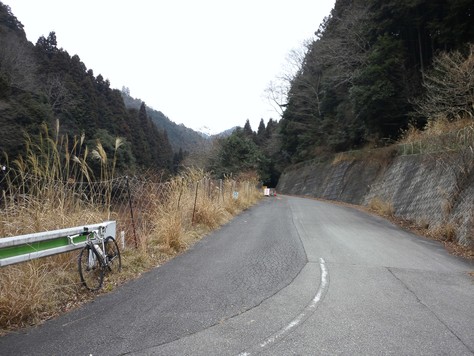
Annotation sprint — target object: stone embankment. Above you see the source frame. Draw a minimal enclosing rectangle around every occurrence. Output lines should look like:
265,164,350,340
277,151,473,246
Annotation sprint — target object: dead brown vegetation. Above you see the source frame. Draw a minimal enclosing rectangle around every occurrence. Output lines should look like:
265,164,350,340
0,127,262,334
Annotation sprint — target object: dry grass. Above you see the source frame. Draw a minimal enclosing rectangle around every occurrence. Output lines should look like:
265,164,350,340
332,152,354,164
398,117,474,156
0,171,262,334
332,145,398,166
367,197,394,217
0,127,262,334
428,223,457,243
399,116,473,145
0,256,80,330
365,196,472,259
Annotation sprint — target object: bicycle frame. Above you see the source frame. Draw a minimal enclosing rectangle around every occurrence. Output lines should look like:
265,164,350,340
69,226,107,266
86,227,107,267
71,223,121,291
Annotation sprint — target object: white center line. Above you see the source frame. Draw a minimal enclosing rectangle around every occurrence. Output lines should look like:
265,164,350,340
238,257,329,356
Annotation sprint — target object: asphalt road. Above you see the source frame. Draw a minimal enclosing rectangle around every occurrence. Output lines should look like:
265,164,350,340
1,195,473,355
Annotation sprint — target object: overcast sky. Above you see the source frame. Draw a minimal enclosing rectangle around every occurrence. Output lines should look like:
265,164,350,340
7,0,335,134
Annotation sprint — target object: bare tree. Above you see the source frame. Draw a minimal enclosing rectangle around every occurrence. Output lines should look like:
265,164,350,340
264,43,310,117
42,74,76,115
0,33,37,92
265,1,371,120
414,45,474,121
314,1,371,88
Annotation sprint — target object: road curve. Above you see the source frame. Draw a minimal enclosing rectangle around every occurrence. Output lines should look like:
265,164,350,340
1,195,472,355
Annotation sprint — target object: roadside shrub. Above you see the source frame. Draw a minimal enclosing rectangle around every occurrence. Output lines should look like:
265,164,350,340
367,197,394,217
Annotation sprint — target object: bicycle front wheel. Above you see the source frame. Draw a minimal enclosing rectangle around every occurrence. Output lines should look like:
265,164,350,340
78,245,104,291
104,236,121,273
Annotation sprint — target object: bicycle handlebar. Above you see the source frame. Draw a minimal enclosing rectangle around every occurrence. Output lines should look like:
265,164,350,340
67,233,83,246
68,226,106,246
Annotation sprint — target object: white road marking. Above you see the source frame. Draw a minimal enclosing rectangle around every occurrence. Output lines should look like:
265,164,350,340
238,258,329,355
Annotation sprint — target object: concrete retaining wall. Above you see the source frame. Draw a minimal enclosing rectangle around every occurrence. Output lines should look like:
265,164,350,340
276,153,473,246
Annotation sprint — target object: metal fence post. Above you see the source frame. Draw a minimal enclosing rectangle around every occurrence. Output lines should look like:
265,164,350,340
176,177,184,210
125,176,138,249
219,179,223,203
192,181,199,226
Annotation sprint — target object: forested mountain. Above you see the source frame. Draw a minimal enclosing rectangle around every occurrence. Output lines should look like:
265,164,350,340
278,0,473,162
0,2,205,174
213,0,473,185
2,1,472,183
121,88,208,153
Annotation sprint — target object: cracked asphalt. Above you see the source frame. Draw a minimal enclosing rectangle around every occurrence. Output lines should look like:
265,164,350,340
1,195,472,355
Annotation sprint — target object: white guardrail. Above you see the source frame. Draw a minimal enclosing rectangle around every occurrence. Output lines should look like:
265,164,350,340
0,221,116,267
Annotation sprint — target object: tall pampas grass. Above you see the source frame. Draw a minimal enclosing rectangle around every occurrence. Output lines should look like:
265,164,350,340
0,123,262,334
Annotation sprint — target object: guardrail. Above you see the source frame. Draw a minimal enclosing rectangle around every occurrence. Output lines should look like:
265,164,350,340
0,221,116,267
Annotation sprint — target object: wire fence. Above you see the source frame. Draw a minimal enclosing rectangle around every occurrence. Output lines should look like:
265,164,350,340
0,170,254,248
398,125,474,156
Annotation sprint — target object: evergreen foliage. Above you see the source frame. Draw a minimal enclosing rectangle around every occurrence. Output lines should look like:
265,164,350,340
121,88,208,153
209,119,282,186
2,1,472,184
278,0,474,163
211,128,263,178
212,0,473,184
0,2,204,175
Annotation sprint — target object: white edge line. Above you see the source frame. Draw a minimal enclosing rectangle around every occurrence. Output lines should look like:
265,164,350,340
238,258,328,356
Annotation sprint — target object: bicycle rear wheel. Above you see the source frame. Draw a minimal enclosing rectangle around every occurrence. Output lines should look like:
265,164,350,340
78,245,104,291
104,236,121,273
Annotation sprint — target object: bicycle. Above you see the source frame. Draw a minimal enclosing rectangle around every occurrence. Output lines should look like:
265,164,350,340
69,226,122,291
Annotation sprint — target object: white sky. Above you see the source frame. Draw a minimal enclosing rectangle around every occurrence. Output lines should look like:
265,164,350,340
7,0,334,134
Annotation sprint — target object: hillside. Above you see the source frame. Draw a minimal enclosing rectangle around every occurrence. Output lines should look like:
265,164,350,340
211,0,473,186
121,89,209,153
276,0,474,163
0,2,206,174
2,0,473,183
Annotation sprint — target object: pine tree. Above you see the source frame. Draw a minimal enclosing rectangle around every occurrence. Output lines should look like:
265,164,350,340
243,119,253,136
256,118,266,146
